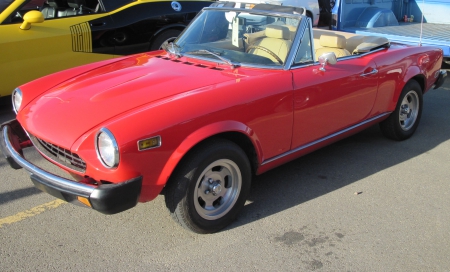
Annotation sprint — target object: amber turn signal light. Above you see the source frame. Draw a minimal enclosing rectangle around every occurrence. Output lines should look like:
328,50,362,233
138,136,161,151
77,196,92,208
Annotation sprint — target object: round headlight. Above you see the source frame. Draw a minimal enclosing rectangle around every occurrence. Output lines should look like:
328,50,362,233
12,88,23,114
95,128,119,168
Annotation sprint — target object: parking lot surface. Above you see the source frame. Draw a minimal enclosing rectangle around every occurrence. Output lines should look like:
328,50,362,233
1,78,449,271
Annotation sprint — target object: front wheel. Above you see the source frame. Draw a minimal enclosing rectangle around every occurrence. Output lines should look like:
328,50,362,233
380,80,423,141
164,139,252,233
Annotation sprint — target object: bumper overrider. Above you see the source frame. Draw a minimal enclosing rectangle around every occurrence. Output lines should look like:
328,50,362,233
0,119,142,214
433,69,447,89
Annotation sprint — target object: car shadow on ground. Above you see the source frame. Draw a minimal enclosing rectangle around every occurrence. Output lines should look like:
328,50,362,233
230,85,450,231
0,187,42,205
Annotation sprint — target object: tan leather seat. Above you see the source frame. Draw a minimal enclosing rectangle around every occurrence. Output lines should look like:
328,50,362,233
41,0,69,18
247,25,292,64
315,34,351,61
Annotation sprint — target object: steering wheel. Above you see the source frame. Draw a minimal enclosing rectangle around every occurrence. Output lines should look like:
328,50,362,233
246,45,283,65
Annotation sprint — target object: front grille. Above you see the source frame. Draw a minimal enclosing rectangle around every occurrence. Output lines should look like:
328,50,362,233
29,134,86,173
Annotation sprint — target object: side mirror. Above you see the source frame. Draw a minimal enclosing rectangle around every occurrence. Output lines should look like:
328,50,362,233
318,52,337,72
20,10,44,30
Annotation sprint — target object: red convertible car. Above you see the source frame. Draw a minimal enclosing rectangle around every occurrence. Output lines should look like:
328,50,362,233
1,2,447,233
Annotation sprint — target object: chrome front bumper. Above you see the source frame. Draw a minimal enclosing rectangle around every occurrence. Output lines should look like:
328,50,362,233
0,119,142,214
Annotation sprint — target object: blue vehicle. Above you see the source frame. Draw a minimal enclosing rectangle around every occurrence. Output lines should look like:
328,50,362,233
331,0,450,62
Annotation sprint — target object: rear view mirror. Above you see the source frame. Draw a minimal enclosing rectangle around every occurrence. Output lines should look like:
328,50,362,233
20,10,44,30
318,52,337,71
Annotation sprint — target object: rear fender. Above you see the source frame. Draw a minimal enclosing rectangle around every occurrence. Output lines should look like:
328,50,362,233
155,121,261,186
389,65,422,111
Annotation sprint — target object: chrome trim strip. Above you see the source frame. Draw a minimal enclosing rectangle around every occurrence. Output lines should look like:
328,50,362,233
12,88,22,114
261,112,391,165
284,15,308,69
2,125,94,196
183,54,284,70
290,47,388,70
204,7,303,19
309,19,316,65
290,62,315,69
287,17,316,70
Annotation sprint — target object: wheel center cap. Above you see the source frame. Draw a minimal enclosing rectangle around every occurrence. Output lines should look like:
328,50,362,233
401,105,410,114
212,184,222,195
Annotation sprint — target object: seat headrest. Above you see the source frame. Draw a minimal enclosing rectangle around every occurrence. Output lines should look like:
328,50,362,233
319,34,346,49
47,0,67,8
265,25,290,40
353,36,390,53
67,0,86,8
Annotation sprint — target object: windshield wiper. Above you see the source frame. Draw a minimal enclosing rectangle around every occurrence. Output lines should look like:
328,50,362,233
186,49,240,68
165,42,182,58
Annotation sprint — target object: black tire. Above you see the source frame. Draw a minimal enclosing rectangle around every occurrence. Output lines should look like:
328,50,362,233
379,80,423,141
306,11,313,24
0,95,12,107
164,138,252,234
150,29,182,51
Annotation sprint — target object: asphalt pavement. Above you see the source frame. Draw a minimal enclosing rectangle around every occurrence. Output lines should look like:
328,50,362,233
0,77,449,271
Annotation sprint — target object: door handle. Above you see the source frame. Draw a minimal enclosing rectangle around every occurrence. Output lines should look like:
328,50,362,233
360,68,378,77
90,22,106,27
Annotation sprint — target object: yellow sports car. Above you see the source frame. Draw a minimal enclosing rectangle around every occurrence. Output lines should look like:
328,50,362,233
0,0,213,98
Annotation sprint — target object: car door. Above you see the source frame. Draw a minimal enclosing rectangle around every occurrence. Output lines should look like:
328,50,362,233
0,0,115,97
291,57,379,148
289,25,379,149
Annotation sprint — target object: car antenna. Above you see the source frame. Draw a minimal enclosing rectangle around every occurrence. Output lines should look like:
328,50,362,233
419,0,424,46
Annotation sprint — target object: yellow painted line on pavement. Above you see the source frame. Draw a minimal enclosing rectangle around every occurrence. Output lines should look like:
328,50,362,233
0,199,66,228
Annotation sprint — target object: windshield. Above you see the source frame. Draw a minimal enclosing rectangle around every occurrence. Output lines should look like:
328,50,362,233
172,8,301,67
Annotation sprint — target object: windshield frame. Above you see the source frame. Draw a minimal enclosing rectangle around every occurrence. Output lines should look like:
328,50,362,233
0,0,23,23
0,0,15,14
172,6,306,70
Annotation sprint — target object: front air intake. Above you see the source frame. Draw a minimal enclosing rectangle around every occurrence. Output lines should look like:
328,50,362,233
28,134,86,173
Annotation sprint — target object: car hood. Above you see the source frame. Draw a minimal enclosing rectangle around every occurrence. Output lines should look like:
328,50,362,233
19,53,245,148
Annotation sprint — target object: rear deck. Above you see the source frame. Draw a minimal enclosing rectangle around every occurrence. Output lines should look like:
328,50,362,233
343,22,450,58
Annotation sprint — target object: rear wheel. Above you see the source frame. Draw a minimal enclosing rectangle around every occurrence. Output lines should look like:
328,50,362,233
150,29,182,51
380,80,423,141
165,139,251,233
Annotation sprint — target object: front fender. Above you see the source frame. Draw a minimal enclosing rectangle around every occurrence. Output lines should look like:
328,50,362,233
155,120,261,187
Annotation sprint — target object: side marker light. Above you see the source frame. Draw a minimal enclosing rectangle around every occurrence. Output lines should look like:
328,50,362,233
77,196,92,208
138,136,161,151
